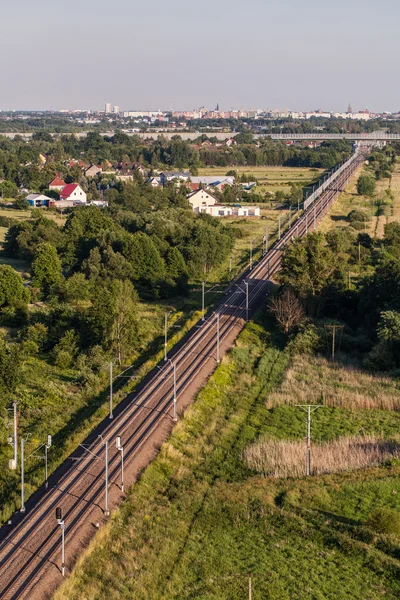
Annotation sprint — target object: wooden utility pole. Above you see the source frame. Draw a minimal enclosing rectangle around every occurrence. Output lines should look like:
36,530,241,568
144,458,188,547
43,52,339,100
296,405,323,476
325,324,344,360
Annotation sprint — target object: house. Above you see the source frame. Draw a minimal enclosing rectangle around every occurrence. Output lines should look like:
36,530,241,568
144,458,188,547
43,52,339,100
159,171,190,185
225,138,237,147
207,204,260,218
26,193,52,208
49,174,66,191
189,176,235,190
148,177,163,188
84,165,102,177
187,189,218,213
60,183,87,203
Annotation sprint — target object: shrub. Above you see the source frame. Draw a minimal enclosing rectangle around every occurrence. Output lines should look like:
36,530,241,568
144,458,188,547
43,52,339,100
366,508,400,536
287,323,321,355
357,174,376,196
348,209,369,223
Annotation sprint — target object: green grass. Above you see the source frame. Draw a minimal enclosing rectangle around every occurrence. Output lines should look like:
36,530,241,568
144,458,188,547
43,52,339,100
0,303,203,525
319,162,400,238
55,312,400,600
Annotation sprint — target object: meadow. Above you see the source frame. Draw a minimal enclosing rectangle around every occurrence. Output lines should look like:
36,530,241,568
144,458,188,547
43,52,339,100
318,161,400,238
198,165,323,194
55,311,400,600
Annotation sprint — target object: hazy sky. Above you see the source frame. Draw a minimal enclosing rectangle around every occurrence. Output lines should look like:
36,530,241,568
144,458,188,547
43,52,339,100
1,0,399,112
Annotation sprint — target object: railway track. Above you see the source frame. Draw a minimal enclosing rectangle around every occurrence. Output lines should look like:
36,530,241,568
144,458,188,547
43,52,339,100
0,150,365,599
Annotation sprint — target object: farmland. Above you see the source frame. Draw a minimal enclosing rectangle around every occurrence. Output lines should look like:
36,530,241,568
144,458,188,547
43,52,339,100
198,165,323,195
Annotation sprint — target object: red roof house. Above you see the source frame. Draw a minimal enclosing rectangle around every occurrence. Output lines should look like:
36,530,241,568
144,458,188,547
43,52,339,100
49,174,66,190
60,184,87,203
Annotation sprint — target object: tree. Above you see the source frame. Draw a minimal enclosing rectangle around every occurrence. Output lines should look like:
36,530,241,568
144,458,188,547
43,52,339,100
88,279,138,363
0,265,30,308
0,338,22,406
0,180,18,199
357,174,376,196
377,311,400,366
279,233,344,315
32,242,63,296
269,288,304,335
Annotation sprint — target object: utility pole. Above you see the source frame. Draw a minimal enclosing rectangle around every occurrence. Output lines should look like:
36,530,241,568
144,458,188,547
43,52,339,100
289,207,292,228
265,226,268,254
278,215,281,239
109,362,113,420
56,507,66,576
296,405,322,476
305,212,308,234
45,434,52,490
172,362,177,422
21,437,25,512
249,574,252,600
314,204,316,230
296,221,299,237
202,281,205,321
164,312,169,361
13,401,17,466
325,324,344,361
229,256,232,279
358,242,361,262
116,436,124,493
249,239,253,270
245,281,249,322
98,437,110,516
216,313,220,364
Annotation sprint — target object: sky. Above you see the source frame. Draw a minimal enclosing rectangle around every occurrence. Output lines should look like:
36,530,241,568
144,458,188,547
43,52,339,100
1,0,399,113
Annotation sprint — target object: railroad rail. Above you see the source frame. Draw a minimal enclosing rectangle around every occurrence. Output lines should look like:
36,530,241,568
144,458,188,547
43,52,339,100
0,150,365,599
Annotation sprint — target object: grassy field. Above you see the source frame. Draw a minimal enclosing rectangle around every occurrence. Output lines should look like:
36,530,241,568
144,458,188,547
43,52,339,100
319,162,400,238
55,312,400,600
198,166,323,195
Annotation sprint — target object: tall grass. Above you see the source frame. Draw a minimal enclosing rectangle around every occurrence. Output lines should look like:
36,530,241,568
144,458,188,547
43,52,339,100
266,355,400,411
244,435,400,478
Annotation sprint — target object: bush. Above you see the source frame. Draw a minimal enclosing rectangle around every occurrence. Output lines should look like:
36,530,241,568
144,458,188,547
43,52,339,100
351,221,368,231
366,508,400,536
357,174,376,196
348,209,369,223
287,323,321,355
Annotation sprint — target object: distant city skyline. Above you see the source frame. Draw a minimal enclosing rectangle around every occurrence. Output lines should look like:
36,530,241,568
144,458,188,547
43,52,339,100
1,0,399,112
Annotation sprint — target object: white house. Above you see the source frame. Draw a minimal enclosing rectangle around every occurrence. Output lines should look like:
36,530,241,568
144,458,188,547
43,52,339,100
189,176,235,189
187,189,218,213
60,183,87,203
148,176,163,188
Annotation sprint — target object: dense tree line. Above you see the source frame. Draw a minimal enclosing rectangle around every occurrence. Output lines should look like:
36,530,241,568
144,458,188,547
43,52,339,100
274,221,400,370
0,133,354,194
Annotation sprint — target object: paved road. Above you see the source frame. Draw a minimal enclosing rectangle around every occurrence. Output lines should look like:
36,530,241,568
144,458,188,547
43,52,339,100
0,150,365,599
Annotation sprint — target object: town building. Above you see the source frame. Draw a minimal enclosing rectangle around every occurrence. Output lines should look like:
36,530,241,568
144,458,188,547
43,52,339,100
84,165,102,177
48,174,66,191
188,189,218,212
26,193,53,208
59,183,87,203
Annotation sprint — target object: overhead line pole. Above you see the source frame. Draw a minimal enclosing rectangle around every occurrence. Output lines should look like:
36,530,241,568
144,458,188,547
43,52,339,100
109,362,113,420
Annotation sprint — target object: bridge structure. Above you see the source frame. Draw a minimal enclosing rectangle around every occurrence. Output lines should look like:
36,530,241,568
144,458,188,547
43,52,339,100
262,132,400,141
